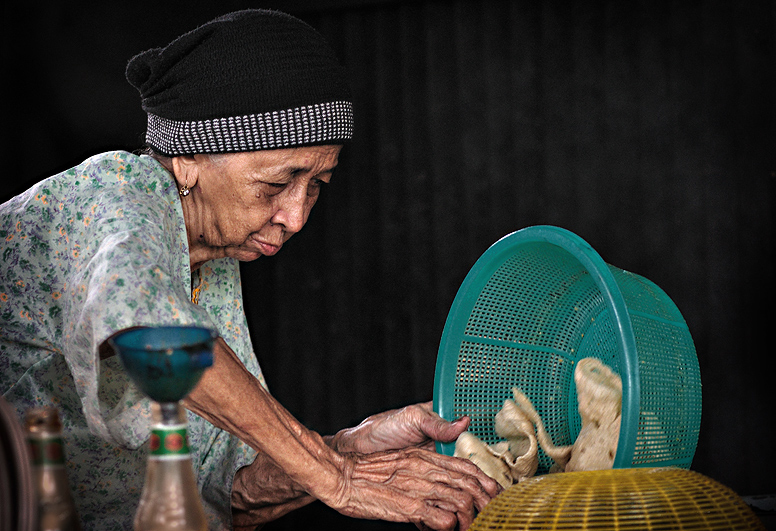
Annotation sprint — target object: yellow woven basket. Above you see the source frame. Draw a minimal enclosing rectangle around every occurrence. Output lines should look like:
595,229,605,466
471,467,766,530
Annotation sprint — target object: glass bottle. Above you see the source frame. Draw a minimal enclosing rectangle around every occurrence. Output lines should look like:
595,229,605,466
134,402,207,531
24,406,82,531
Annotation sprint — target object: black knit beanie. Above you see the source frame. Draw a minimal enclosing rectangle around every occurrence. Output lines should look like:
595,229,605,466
126,9,353,156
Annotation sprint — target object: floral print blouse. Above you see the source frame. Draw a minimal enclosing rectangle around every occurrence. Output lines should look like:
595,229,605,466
0,151,261,530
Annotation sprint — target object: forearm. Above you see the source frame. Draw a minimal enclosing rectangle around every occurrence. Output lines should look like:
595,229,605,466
181,338,346,507
182,338,500,530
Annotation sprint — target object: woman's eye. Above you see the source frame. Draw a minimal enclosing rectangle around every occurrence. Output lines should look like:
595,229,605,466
307,179,327,196
263,182,287,195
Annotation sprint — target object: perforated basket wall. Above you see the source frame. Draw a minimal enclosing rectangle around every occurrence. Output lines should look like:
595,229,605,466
433,226,701,472
470,468,766,531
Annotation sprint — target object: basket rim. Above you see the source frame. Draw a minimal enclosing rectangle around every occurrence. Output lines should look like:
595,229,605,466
432,225,640,468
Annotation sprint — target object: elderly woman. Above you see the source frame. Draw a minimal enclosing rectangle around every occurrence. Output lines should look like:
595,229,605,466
0,9,499,531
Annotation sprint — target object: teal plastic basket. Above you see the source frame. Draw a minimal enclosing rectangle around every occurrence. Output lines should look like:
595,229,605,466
433,226,701,473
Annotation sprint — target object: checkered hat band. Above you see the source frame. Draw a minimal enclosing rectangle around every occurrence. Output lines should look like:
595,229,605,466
146,100,353,155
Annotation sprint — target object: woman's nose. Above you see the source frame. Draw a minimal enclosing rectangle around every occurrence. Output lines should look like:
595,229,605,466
271,189,308,234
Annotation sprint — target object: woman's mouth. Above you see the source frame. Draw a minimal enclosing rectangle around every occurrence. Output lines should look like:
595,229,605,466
253,238,281,256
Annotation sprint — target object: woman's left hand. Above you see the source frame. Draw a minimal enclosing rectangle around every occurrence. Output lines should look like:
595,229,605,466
328,401,470,454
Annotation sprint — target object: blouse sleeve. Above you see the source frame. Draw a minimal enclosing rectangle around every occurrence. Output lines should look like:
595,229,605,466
57,154,213,448
2,152,260,527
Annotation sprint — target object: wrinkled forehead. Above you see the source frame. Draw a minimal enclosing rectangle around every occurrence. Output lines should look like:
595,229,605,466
197,145,343,178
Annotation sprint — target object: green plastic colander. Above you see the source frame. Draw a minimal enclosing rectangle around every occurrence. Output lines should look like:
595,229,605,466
433,225,701,473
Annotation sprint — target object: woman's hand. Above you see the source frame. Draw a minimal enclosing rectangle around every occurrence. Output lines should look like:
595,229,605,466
232,445,499,531
328,401,470,453
185,338,499,530
331,446,498,531
232,451,315,529
325,402,501,530
232,402,498,530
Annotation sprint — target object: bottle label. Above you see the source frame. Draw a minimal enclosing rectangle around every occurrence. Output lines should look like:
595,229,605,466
27,436,66,467
149,424,191,460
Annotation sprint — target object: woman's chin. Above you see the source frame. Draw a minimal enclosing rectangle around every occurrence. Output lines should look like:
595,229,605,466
229,248,267,262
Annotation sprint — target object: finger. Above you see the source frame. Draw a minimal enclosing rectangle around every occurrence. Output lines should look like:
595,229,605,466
356,449,492,511
429,496,478,530
454,457,502,499
421,460,496,513
417,506,458,531
343,450,495,530
417,411,471,444
387,449,495,515
423,482,477,530
414,448,502,499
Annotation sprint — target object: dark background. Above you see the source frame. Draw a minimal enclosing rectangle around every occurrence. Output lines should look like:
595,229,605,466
3,0,774,529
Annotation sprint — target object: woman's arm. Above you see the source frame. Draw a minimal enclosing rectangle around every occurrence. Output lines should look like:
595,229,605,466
230,402,478,529
182,337,499,530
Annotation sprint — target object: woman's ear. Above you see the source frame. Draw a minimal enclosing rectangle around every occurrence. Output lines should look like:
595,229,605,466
171,155,201,191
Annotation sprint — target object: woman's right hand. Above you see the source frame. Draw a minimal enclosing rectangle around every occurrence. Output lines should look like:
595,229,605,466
186,337,499,530
327,446,500,531
233,445,498,530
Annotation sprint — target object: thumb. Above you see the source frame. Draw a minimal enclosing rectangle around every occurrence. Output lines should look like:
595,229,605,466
420,413,471,443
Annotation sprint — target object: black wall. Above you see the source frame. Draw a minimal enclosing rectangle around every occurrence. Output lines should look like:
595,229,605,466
4,1,774,529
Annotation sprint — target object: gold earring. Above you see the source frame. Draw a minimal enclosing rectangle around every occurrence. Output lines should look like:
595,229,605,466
179,184,190,197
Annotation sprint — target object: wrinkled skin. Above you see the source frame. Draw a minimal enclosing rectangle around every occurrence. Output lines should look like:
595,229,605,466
169,145,342,268
153,147,500,529
330,402,471,453
329,403,502,529
219,367,500,530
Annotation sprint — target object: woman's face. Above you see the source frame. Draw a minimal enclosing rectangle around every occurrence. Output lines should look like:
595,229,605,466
174,145,342,268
